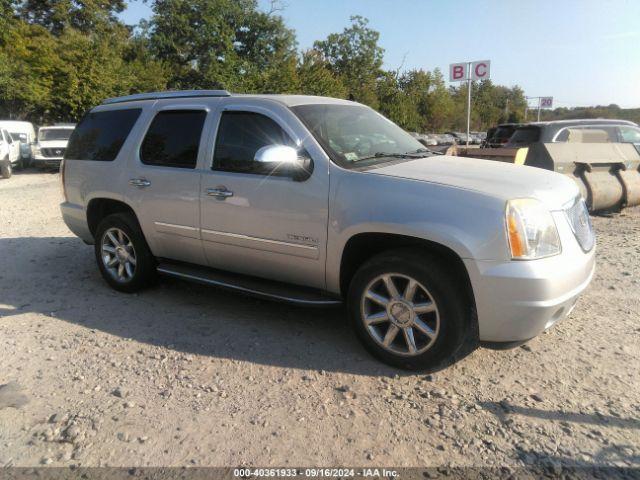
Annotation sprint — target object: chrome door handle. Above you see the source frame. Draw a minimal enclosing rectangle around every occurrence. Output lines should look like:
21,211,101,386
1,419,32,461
129,178,151,187
207,187,233,199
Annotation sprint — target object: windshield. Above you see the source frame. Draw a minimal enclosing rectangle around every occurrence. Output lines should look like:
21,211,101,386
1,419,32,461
39,128,73,141
11,132,27,142
291,104,429,169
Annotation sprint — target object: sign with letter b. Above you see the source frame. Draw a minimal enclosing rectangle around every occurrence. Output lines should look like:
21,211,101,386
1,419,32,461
449,63,467,82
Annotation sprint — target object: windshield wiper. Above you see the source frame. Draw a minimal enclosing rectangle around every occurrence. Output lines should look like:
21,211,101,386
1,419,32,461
354,152,415,162
402,148,434,156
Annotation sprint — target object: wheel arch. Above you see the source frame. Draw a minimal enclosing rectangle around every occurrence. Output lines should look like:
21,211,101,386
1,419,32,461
86,198,139,239
338,232,475,310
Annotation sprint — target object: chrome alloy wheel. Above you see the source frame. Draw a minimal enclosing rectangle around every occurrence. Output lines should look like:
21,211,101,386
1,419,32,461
101,227,137,283
360,273,440,356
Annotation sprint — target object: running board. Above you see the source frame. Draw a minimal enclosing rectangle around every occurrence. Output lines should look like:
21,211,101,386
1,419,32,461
157,261,343,307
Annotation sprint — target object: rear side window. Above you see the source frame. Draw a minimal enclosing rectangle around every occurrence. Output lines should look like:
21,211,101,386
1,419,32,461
555,126,617,143
509,127,540,144
65,109,141,161
213,111,294,174
494,126,515,141
140,110,206,169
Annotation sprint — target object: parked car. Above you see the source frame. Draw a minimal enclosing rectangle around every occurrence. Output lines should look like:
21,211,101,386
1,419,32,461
409,132,438,148
483,123,522,148
0,127,21,178
33,124,75,169
435,133,457,146
505,119,639,149
61,90,595,370
0,120,36,169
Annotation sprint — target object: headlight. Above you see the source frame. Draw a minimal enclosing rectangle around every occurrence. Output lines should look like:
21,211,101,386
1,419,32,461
506,198,561,259
32,144,41,155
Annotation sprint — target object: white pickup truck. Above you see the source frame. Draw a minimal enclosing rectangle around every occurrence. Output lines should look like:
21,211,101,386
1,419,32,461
0,127,20,178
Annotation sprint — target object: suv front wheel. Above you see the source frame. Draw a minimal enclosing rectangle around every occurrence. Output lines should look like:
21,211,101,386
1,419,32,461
348,248,472,370
94,213,157,293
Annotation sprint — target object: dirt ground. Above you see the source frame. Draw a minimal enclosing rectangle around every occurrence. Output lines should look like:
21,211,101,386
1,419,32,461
0,171,638,470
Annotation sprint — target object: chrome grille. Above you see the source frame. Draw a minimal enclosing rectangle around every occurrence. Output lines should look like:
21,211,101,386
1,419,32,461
41,148,66,158
564,197,595,252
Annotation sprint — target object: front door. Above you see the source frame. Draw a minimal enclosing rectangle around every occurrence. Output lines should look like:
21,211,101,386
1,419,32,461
200,103,330,289
124,105,209,266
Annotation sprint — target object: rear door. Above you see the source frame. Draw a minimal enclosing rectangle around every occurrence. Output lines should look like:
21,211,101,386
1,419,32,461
124,102,211,265
199,99,330,289
2,130,19,163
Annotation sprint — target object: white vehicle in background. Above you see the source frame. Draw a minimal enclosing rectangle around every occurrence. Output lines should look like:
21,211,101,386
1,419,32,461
0,120,37,169
33,124,75,169
0,127,20,178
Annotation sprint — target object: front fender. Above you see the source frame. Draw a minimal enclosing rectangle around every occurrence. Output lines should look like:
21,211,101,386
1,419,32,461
325,167,509,293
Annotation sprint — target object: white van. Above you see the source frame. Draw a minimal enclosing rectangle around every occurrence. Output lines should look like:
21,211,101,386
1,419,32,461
0,121,37,169
33,124,75,169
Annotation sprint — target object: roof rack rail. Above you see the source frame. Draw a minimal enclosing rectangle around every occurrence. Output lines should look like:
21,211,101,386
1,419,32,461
102,90,232,105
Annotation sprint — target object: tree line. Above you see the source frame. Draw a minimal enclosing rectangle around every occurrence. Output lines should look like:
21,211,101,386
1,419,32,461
1,0,637,130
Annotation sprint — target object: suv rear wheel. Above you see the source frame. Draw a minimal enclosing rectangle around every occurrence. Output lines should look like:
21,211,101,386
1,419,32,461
347,248,471,370
94,213,156,293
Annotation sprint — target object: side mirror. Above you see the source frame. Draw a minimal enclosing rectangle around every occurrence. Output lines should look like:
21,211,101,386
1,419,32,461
254,145,313,181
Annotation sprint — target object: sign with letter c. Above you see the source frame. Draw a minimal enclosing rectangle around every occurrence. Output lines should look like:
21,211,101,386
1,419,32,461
471,60,491,80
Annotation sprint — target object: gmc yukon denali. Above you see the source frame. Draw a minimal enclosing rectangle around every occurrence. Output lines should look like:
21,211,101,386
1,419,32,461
60,90,595,370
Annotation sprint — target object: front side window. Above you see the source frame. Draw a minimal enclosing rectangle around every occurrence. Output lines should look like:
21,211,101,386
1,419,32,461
141,110,207,169
619,126,640,143
291,104,427,169
66,109,141,161
213,111,295,175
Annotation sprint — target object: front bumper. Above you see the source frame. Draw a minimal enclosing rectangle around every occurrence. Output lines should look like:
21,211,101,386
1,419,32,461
33,156,62,169
465,211,596,343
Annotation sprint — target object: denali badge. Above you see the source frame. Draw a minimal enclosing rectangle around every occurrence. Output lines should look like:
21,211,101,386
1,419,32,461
287,233,318,244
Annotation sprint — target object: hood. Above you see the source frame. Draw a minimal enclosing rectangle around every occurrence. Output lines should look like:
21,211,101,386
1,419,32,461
368,155,578,210
38,140,69,148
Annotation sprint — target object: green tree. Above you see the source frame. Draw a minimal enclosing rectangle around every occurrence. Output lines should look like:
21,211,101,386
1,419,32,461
376,71,420,131
0,21,58,119
314,15,383,107
296,50,347,98
148,0,296,91
18,0,126,35
49,28,168,121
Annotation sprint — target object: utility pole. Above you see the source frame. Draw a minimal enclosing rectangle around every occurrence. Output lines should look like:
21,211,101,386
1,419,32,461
466,64,472,148
537,97,542,122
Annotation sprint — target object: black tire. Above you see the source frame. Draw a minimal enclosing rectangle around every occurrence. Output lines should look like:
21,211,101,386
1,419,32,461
1,158,12,179
347,248,475,371
94,212,157,293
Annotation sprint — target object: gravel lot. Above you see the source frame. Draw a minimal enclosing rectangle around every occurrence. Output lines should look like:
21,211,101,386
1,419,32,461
0,171,638,470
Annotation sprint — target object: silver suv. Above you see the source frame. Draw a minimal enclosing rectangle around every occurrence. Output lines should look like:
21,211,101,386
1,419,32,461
61,90,595,370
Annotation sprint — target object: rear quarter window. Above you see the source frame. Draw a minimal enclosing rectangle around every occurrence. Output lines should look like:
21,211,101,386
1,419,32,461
65,108,142,161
